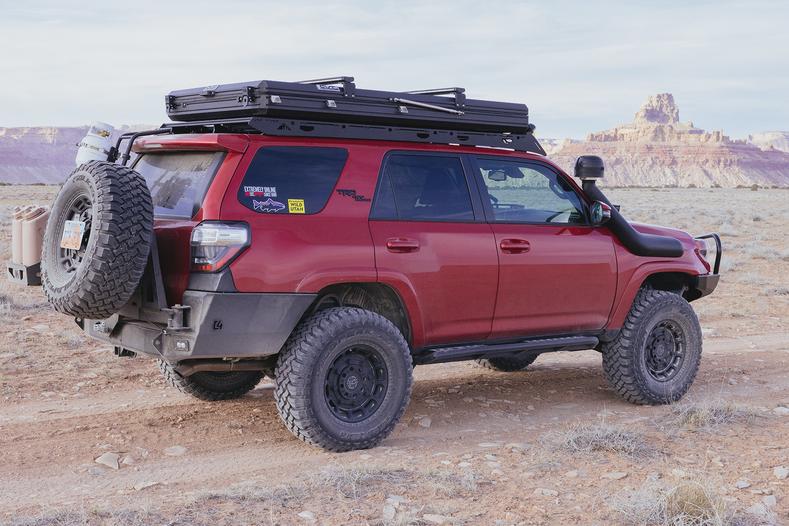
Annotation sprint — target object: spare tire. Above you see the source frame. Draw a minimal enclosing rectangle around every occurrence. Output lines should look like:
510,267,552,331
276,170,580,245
41,161,153,319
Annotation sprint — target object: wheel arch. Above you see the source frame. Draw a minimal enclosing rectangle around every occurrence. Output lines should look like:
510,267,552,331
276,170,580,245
608,265,700,330
301,282,415,348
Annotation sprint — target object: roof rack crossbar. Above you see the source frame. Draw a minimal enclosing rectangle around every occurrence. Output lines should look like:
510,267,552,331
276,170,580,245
404,87,467,108
164,116,546,155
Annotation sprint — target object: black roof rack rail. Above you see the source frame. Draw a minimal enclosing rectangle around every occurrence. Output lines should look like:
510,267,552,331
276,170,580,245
163,116,546,155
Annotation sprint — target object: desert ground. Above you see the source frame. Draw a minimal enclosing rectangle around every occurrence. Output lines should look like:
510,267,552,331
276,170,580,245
0,186,787,526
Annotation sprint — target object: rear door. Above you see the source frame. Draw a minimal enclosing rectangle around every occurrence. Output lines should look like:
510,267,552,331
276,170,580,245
369,152,498,346
470,155,617,338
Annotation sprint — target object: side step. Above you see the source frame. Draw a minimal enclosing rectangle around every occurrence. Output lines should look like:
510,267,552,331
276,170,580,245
413,335,600,365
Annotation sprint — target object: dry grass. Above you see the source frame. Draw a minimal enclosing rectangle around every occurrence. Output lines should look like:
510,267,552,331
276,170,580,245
312,466,413,500
668,400,759,431
611,478,762,526
552,421,653,457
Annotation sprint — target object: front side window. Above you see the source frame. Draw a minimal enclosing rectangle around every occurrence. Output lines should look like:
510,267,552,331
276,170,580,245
475,157,586,224
372,153,474,221
135,151,224,219
238,147,347,215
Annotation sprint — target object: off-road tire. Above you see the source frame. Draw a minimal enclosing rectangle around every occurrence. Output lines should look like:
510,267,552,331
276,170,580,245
158,360,264,401
476,353,538,372
41,161,153,319
602,287,702,405
275,307,413,452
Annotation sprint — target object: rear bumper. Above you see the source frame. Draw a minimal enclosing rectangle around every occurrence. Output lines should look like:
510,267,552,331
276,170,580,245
84,291,316,360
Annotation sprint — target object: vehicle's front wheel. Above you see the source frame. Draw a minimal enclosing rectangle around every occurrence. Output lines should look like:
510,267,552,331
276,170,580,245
275,307,413,452
158,360,264,401
601,287,702,405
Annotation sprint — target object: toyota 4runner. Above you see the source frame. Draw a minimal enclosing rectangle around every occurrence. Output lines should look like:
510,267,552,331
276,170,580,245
36,77,721,451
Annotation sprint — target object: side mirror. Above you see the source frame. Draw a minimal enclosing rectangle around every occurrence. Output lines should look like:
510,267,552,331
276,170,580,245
590,201,612,226
574,155,605,181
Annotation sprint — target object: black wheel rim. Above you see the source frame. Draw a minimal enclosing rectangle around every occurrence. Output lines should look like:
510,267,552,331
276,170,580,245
644,320,685,382
57,193,93,276
324,345,388,423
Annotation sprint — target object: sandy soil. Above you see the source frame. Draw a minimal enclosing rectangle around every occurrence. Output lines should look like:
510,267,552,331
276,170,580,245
0,187,787,525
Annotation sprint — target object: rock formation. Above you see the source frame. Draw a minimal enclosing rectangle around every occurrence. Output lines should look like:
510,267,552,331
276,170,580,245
549,94,789,187
748,131,789,153
0,125,153,184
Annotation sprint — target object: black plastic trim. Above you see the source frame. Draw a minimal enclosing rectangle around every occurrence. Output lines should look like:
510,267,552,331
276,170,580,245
414,334,600,365
691,274,720,299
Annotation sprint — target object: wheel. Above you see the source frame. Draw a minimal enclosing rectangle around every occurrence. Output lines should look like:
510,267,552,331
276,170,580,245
41,161,153,319
602,287,702,405
476,353,538,372
275,307,413,452
158,360,264,401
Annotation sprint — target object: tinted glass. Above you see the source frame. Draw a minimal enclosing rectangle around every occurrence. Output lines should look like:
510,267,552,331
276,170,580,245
135,152,224,218
374,154,473,221
238,147,347,215
476,157,586,224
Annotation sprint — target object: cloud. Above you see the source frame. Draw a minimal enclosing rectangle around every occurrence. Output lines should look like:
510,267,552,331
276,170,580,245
1,0,787,138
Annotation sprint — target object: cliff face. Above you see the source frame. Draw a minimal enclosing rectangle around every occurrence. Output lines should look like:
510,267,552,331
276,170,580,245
748,131,789,153
550,94,789,187
0,125,154,184
0,127,87,184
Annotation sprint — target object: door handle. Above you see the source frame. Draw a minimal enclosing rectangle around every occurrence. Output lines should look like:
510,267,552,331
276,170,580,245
499,238,530,253
386,238,420,253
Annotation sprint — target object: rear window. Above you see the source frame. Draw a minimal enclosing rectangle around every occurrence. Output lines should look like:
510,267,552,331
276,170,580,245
134,152,224,218
237,147,348,215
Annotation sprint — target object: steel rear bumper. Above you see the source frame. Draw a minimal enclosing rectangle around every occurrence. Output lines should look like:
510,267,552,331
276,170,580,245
83,291,317,360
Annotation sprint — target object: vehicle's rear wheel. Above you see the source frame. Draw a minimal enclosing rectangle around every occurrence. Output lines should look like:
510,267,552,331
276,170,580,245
601,287,702,405
158,360,264,401
41,161,153,319
476,353,538,372
275,307,413,452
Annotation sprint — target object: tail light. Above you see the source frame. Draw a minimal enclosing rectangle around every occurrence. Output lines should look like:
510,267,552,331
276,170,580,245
190,222,249,272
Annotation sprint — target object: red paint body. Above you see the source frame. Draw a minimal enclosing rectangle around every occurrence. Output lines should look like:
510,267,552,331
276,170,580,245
134,134,710,350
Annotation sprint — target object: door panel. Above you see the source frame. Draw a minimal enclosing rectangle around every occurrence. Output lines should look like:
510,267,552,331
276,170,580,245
369,152,498,346
491,224,617,337
370,221,498,344
470,155,618,338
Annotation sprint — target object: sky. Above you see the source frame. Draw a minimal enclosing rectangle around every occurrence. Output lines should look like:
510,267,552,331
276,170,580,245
1,0,787,139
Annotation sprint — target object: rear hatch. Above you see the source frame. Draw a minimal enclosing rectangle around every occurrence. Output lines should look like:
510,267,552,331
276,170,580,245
131,135,248,304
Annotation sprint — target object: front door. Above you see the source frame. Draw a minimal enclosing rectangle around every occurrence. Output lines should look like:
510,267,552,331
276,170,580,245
369,152,498,346
471,155,617,338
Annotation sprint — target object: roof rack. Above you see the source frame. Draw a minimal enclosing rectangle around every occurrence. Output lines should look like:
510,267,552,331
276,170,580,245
163,116,546,155
162,76,545,154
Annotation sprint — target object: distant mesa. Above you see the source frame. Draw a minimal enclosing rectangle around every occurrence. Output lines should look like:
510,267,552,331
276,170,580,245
0,125,153,184
550,93,789,188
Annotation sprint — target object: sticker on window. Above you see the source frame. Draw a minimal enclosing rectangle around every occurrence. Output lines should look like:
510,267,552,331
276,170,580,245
244,186,277,197
288,199,306,214
253,198,286,213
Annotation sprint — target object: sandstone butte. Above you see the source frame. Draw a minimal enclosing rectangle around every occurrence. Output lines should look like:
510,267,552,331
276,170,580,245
548,93,789,188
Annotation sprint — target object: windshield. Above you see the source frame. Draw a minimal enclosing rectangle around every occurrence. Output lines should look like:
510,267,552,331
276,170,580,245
134,152,224,218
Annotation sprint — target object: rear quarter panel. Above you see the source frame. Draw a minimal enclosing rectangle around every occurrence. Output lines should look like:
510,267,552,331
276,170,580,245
221,137,380,292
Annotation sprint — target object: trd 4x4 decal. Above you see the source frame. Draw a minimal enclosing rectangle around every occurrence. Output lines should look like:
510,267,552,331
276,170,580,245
336,189,371,202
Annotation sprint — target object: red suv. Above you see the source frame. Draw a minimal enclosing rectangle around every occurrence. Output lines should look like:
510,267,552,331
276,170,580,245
39,78,721,451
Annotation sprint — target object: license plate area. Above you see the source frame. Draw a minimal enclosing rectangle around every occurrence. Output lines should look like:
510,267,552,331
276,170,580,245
60,220,86,250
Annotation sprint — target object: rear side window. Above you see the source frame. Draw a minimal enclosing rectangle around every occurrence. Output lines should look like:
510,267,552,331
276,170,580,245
135,152,224,218
372,153,474,221
238,147,348,215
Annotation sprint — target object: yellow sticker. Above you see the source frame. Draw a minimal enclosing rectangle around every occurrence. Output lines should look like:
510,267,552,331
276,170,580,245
288,199,305,214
